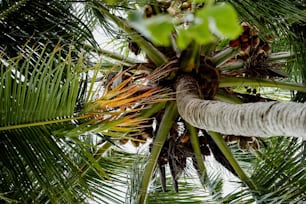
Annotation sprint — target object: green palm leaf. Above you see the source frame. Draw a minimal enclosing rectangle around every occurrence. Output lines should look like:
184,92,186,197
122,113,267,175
0,0,97,58
0,46,91,202
251,138,305,202
221,137,306,203
224,0,306,87
0,42,159,202
224,0,306,37
1,0,306,203
87,148,145,204
127,151,225,204
0,46,82,126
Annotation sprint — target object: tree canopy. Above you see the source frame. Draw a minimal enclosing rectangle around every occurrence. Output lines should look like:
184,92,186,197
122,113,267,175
0,0,305,203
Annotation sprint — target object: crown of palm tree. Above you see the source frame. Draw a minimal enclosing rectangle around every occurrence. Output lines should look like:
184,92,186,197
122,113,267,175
1,0,305,203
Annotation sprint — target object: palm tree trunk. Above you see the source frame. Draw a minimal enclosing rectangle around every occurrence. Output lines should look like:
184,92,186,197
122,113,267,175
176,75,306,140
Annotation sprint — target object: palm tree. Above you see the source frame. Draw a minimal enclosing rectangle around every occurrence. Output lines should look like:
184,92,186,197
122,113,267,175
176,75,306,139
0,0,305,203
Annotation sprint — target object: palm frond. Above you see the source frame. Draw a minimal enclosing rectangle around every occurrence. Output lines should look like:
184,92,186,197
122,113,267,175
0,46,92,202
222,137,306,203
223,0,306,88
0,128,88,203
251,137,306,202
147,183,214,204
226,143,257,172
289,20,306,101
224,0,306,37
0,0,97,58
88,0,168,66
0,46,82,126
127,151,226,204
83,0,153,38
86,148,144,204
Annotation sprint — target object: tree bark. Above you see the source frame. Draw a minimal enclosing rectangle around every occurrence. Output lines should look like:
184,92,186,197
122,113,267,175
176,75,306,140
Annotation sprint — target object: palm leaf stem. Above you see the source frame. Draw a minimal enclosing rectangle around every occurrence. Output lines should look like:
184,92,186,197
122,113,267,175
186,123,208,183
80,141,113,177
0,115,90,131
215,91,244,104
92,1,167,66
219,51,294,71
180,41,200,72
208,131,257,191
0,193,19,204
138,101,179,204
219,77,306,92
83,44,140,65
219,60,244,71
266,52,294,62
213,47,239,67
0,0,29,19
140,102,166,118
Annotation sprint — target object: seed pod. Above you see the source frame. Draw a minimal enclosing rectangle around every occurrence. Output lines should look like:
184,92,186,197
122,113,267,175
262,43,271,54
241,22,251,32
240,42,250,52
224,135,239,143
240,34,250,43
144,4,153,18
251,36,260,47
238,139,249,151
229,38,241,48
249,28,258,37
182,1,192,9
179,134,190,144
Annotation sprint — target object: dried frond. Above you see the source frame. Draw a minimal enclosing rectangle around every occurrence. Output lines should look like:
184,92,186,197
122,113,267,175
144,59,179,85
87,61,176,117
